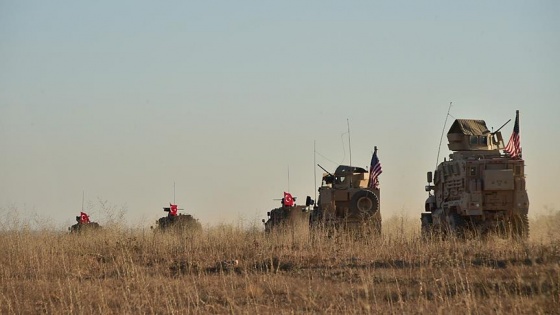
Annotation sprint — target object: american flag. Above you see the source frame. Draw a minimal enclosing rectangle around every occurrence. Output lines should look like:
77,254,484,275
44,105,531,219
368,146,382,189
504,110,521,159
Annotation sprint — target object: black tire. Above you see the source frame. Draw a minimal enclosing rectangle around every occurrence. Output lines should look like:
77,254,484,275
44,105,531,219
511,213,529,239
446,212,466,237
421,213,433,238
349,190,379,218
309,208,323,228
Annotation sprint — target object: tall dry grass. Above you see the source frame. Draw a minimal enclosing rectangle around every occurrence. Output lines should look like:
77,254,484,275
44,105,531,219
0,212,559,314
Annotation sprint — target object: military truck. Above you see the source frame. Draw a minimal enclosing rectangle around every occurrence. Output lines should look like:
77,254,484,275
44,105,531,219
310,164,381,234
262,195,314,233
421,112,529,238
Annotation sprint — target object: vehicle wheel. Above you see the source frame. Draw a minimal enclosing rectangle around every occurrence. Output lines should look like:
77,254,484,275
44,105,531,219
349,190,379,218
309,208,324,228
421,213,433,238
495,220,508,237
446,212,466,237
511,213,529,239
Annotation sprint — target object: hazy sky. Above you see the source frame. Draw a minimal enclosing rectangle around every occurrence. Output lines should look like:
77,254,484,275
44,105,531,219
1,1,559,229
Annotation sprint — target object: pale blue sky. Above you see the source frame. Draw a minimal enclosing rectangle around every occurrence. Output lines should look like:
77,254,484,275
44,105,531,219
1,1,559,228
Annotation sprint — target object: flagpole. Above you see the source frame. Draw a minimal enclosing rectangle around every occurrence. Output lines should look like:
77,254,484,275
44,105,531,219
504,110,521,159
517,110,521,159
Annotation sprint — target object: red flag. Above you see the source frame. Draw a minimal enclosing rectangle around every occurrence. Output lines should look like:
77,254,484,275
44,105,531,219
80,212,90,224
283,192,294,207
169,203,178,216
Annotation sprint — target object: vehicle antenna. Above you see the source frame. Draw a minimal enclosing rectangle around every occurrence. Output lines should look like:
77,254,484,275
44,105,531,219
81,191,85,212
173,181,176,204
347,118,353,186
436,102,453,169
314,140,317,203
287,165,290,193
347,118,352,167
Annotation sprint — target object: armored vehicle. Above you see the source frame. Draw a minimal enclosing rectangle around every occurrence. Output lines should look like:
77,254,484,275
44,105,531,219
69,211,101,233
153,203,202,232
310,164,381,234
422,111,529,238
262,194,314,233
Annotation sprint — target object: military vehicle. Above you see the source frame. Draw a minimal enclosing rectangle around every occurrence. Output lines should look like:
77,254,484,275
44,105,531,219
421,111,529,238
153,203,202,232
262,194,314,233
310,164,381,234
69,212,101,233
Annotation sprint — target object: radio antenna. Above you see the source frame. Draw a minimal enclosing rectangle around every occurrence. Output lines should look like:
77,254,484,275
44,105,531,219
436,102,453,169
287,165,290,192
313,140,317,203
81,191,85,212
347,118,352,167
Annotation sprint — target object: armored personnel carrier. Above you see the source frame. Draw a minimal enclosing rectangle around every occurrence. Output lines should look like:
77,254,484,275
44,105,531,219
262,193,314,233
69,211,101,233
153,203,202,232
310,163,382,234
422,111,529,238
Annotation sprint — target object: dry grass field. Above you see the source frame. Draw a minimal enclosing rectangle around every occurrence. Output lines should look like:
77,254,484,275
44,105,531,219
1,212,559,314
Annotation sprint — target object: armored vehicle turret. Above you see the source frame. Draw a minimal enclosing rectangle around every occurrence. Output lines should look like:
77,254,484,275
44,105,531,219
422,111,529,238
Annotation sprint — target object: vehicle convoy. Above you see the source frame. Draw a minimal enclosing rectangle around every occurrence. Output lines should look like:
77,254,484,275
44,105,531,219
310,148,382,234
422,111,529,238
69,211,101,233
154,203,202,232
262,192,314,233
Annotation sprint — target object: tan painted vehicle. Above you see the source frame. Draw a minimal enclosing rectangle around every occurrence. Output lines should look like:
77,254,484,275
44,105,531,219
262,194,314,233
310,164,381,234
422,111,529,238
